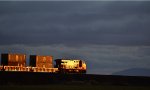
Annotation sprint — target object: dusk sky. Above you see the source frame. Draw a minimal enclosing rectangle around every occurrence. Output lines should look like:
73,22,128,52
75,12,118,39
0,1,150,75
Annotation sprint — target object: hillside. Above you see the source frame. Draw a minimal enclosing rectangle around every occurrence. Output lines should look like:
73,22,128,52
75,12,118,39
112,68,150,77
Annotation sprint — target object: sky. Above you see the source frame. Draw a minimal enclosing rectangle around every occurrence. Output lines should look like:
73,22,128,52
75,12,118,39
0,1,150,75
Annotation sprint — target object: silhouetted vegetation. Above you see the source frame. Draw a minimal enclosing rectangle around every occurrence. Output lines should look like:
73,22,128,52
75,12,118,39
0,71,150,88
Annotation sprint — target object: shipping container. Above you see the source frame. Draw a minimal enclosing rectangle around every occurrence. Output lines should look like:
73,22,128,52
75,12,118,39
30,55,53,68
1,53,26,66
8,62,26,67
36,63,53,68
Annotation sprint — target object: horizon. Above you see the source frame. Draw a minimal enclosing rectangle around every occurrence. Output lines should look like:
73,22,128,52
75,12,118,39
0,1,150,76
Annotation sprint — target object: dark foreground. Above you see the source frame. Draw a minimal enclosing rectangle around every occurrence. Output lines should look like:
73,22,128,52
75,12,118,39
1,85,150,90
0,71,150,90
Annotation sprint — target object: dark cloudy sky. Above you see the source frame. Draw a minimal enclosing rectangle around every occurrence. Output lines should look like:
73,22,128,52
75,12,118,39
0,1,150,75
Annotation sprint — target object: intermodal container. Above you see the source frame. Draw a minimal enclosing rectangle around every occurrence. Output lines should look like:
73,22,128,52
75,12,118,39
1,53,26,66
30,55,53,68
36,63,53,68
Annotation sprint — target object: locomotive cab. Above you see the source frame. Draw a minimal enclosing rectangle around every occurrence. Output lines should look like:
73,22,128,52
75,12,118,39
55,59,86,73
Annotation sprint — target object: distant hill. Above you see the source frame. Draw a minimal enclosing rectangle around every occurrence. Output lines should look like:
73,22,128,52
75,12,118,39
112,68,150,77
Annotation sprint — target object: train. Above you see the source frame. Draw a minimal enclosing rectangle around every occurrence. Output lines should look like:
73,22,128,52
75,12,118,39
0,53,86,74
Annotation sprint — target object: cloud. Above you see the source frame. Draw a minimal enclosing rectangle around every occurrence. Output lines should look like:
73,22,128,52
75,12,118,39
0,1,150,46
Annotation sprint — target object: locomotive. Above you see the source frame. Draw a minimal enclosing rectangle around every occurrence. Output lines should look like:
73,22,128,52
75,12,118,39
0,53,86,74
55,59,86,73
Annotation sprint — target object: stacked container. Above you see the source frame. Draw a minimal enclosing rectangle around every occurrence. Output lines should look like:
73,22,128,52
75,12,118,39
1,53,26,66
30,55,53,68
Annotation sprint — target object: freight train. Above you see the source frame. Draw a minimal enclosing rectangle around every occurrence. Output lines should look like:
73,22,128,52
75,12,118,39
0,53,86,73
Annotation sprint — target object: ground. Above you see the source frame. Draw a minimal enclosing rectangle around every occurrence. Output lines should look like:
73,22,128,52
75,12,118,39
0,85,150,90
